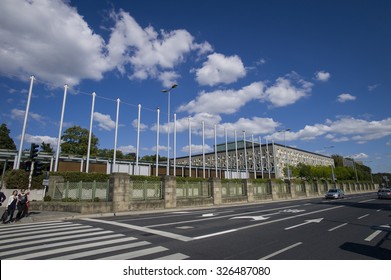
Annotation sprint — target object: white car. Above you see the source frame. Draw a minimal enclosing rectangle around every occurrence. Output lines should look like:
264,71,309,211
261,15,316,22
325,189,345,199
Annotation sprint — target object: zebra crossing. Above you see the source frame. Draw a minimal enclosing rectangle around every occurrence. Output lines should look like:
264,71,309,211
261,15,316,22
0,220,189,260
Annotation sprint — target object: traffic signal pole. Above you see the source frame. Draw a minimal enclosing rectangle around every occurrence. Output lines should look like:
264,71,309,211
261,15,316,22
28,161,35,190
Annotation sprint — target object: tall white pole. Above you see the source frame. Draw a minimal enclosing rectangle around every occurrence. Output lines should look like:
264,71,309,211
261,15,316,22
214,124,218,178
167,91,170,176
188,117,192,177
86,92,96,173
202,121,205,178
252,134,256,179
225,127,229,177
136,104,141,175
243,131,248,178
113,98,120,169
17,75,35,169
173,113,177,176
259,136,264,179
235,130,238,176
55,84,68,172
156,108,160,176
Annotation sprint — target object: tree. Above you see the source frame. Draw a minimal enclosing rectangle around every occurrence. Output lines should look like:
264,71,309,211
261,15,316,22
40,142,53,153
61,126,99,156
0,123,16,150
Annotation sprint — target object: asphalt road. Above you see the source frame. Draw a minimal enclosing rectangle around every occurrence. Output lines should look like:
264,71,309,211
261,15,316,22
1,192,390,260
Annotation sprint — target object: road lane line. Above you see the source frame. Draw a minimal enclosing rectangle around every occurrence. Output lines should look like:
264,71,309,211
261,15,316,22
358,199,375,203
328,223,348,232
155,253,189,260
100,246,168,260
259,242,303,260
357,214,370,219
146,204,305,228
193,229,238,240
365,230,382,242
193,205,344,240
82,218,193,242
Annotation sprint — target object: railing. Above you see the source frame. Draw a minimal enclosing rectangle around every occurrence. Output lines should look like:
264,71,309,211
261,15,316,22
131,180,162,201
222,181,245,197
253,181,272,199
176,181,211,198
53,180,110,201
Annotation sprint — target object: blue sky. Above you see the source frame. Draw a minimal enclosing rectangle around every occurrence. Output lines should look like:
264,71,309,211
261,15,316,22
0,0,390,173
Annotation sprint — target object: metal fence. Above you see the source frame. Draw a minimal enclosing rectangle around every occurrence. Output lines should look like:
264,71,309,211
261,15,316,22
176,181,211,198
253,182,272,199
222,181,245,197
53,180,110,201
130,180,162,201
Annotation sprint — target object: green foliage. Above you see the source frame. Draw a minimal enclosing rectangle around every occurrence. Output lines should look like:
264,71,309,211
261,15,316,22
44,195,52,201
61,126,99,156
176,176,208,182
51,171,109,182
129,175,161,181
140,154,167,162
3,169,44,189
0,123,16,150
40,142,53,153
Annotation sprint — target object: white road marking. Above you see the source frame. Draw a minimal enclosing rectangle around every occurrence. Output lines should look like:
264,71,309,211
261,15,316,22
82,218,193,242
358,199,375,203
155,253,189,260
193,229,238,240
230,216,270,221
328,223,348,232
99,246,168,260
284,218,323,230
365,230,382,242
194,206,344,240
259,242,303,260
6,237,139,259
357,214,370,219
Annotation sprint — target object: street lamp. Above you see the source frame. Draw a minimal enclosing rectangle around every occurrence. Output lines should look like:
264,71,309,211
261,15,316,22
324,146,336,183
162,83,178,176
278,128,291,180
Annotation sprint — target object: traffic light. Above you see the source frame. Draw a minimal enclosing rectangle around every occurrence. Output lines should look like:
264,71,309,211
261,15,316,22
33,161,44,176
30,143,39,160
24,161,32,172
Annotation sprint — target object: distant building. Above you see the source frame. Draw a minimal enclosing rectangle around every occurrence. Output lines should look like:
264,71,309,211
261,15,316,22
175,141,335,179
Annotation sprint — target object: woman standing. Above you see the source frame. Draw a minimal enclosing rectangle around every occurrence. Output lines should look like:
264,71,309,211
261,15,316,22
3,190,18,223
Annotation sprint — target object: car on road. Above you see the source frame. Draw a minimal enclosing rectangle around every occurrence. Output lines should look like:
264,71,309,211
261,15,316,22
377,188,391,199
325,188,345,199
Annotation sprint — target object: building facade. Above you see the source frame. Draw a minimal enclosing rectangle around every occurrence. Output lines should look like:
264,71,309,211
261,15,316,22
175,141,335,179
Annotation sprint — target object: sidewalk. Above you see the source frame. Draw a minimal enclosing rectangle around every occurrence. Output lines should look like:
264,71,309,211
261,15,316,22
0,206,88,225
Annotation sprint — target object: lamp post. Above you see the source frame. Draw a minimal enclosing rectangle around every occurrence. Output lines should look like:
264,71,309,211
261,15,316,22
324,146,336,182
162,84,178,176
278,128,291,180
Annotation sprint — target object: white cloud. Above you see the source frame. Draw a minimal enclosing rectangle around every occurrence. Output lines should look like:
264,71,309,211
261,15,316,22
268,117,391,144
94,112,115,131
194,53,246,86
264,73,313,107
10,108,44,123
131,119,148,131
368,84,380,91
117,145,136,154
349,153,368,160
0,1,212,87
337,93,356,103
181,144,213,154
315,71,331,82
24,134,58,147
0,0,109,86
108,11,212,86
178,82,264,115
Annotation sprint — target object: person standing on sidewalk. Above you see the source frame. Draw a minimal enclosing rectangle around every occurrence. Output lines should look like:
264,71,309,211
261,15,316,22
16,189,29,221
0,191,6,206
3,190,17,224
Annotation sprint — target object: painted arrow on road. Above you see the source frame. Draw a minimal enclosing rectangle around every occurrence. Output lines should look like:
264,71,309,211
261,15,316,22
284,218,324,230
